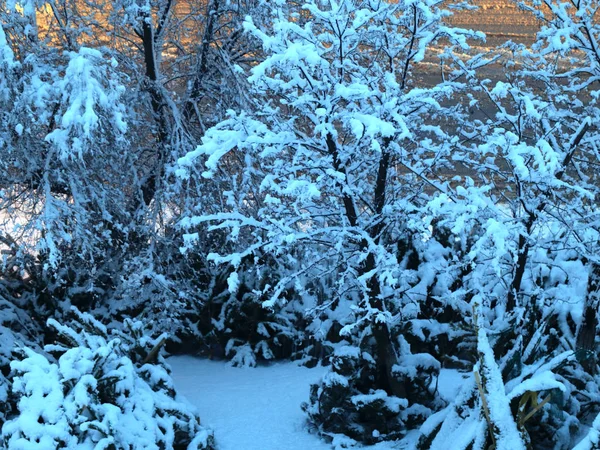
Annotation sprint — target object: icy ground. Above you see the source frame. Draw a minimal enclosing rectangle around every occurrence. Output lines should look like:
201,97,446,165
169,356,468,450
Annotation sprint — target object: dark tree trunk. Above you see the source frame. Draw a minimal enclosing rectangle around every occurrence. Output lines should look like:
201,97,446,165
507,214,534,311
326,133,358,227
183,0,219,123
137,13,171,208
577,263,600,374
364,147,406,398
325,131,404,397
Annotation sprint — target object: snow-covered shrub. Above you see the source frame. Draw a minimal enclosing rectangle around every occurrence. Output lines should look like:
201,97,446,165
0,308,215,449
0,296,41,429
175,211,316,365
195,255,312,367
175,254,313,366
300,222,480,444
410,211,600,448
99,237,198,346
416,304,581,450
304,339,441,446
575,411,600,450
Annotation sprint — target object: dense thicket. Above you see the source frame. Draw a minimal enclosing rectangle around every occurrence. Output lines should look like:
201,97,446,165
1,0,600,448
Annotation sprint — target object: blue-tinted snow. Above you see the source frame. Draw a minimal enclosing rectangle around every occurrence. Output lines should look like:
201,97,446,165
169,356,467,450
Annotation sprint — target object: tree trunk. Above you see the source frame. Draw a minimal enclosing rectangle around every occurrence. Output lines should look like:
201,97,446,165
138,13,170,207
576,263,600,374
365,253,407,398
325,133,404,397
365,147,405,397
184,0,219,123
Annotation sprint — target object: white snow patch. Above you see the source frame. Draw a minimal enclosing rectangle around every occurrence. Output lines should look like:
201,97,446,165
168,356,400,450
438,369,471,402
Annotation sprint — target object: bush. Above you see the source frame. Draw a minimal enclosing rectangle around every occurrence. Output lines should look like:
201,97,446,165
0,308,214,450
303,339,441,447
0,295,41,429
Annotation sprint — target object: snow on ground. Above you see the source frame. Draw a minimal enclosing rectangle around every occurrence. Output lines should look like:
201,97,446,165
168,356,468,450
